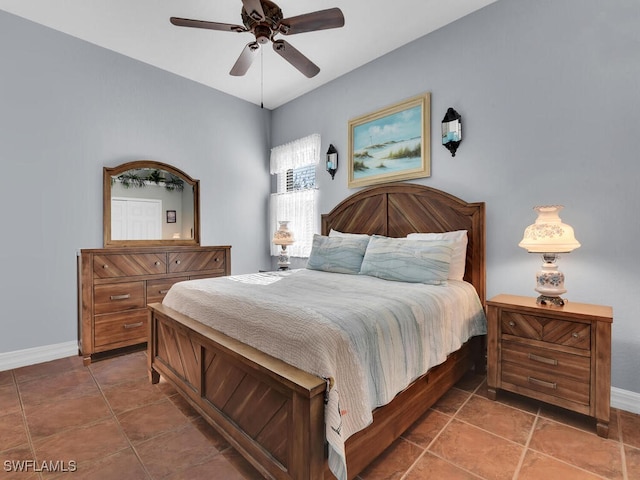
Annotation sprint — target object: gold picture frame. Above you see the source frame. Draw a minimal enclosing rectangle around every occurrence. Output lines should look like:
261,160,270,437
348,92,431,188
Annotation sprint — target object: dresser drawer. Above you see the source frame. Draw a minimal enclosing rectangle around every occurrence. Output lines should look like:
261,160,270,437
502,360,590,405
92,253,167,278
146,277,188,304
94,281,145,314
168,250,226,274
502,341,590,382
94,310,148,349
501,311,591,350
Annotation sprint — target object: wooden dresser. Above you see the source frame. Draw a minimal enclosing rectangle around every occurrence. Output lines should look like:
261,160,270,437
78,245,231,365
486,294,612,437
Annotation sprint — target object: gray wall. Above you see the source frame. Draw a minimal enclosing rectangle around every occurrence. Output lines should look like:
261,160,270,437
271,0,640,394
2,0,639,397
0,11,272,353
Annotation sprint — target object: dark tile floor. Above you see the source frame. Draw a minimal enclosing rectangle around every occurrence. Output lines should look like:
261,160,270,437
0,351,638,479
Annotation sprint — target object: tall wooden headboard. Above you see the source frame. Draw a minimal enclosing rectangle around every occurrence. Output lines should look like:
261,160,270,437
321,183,486,305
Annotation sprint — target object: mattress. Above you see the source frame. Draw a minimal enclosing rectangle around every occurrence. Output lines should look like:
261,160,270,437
163,268,487,480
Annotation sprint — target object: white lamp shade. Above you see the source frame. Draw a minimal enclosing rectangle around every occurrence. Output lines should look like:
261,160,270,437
518,205,580,253
272,220,295,246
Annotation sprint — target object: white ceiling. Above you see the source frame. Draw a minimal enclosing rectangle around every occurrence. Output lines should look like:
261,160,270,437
0,0,497,109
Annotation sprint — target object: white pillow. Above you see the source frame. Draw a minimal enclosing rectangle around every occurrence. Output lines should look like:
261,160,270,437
329,229,371,239
406,230,467,281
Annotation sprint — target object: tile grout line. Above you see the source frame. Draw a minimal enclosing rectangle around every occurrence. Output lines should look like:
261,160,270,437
510,405,541,480
524,411,623,480
12,369,45,480
618,409,629,480
87,363,154,480
400,381,486,480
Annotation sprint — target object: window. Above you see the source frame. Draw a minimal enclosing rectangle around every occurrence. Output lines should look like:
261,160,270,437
270,134,320,258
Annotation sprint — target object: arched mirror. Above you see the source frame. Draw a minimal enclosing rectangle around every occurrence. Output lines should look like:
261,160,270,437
103,160,200,247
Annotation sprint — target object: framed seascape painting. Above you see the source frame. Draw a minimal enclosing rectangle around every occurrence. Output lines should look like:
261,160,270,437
348,92,430,188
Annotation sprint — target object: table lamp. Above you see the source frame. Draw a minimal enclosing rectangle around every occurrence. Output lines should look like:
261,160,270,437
273,221,295,270
518,205,580,306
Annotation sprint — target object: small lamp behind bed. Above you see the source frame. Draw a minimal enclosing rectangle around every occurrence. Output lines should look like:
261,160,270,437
273,221,295,270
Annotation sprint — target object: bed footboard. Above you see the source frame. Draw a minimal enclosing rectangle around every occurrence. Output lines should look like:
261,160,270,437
148,303,327,480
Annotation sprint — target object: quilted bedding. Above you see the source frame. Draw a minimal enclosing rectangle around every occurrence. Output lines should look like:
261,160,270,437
162,268,486,480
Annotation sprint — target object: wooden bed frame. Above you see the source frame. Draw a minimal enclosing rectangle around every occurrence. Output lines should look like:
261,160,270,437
147,183,486,479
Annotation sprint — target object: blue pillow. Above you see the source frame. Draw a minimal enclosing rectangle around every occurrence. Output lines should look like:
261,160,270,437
306,234,370,274
360,236,453,284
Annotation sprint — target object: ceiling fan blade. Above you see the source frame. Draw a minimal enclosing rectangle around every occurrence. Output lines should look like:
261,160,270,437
272,40,320,78
230,42,260,76
241,0,266,21
170,17,246,33
277,8,345,35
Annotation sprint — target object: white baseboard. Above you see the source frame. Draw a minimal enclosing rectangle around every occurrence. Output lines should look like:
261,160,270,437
0,341,639,415
611,386,640,415
0,341,78,372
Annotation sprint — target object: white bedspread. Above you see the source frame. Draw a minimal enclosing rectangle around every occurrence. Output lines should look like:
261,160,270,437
163,269,486,480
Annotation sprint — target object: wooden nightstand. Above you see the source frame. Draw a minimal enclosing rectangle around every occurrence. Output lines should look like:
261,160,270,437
486,294,612,437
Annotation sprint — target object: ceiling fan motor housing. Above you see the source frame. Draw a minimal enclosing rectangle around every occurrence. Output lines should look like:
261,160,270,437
241,0,283,31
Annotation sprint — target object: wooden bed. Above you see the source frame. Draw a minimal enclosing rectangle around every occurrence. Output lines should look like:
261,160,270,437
147,182,486,479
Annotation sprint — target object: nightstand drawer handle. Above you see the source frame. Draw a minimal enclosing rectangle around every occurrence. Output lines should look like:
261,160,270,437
175,260,181,265
123,322,144,329
155,261,161,266
110,294,131,300
508,321,516,327
159,289,169,294
572,332,579,338
528,376,557,389
528,353,558,366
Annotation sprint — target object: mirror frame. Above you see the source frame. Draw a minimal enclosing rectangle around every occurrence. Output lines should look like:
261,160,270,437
103,160,200,247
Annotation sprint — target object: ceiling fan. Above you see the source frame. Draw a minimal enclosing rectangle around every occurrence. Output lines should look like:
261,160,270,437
170,0,345,78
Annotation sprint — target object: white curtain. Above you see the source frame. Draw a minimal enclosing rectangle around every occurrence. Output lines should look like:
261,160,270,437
270,133,321,173
269,133,321,258
269,189,319,257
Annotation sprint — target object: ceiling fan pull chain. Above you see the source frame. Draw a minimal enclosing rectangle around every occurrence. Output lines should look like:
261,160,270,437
261,48,264,109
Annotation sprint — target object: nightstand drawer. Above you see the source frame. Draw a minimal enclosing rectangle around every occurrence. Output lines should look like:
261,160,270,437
94,281,145,314
502,361,590,405
502,341,590,381
501,311,591,350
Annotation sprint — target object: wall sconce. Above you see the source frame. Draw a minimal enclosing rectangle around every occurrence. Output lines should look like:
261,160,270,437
326,144,338,180
442,107,462,157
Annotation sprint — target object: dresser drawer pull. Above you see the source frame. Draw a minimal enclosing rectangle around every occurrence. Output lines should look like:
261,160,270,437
102,264,109,269
159,289,169,294
110,294,131,300
155,261,161,266
123,322,144,329
572,332,579,338
528,353,558,366
508,321,516,327
528,376,557,389
175,260,181,265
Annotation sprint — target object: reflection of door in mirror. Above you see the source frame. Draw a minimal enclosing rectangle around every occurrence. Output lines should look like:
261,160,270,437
112,198,162,240
110,170,193,241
